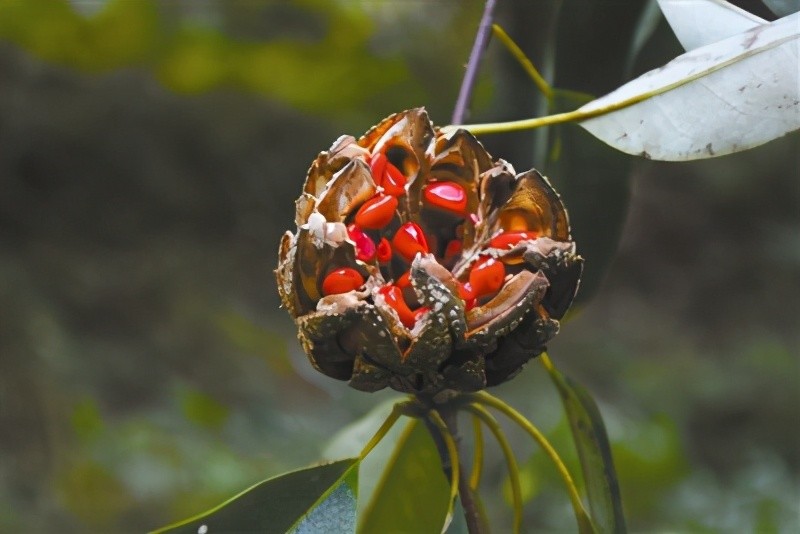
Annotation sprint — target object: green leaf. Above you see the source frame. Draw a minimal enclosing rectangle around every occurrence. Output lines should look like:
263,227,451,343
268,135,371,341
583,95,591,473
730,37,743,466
358,420,450,534
545,119,631,308
543,356,626,534
153,458,359,534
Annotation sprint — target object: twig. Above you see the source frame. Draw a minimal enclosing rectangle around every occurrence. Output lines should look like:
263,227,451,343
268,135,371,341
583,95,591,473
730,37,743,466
441,408,486,534
466,403,523,534
451,0,498,125
471,391,597,534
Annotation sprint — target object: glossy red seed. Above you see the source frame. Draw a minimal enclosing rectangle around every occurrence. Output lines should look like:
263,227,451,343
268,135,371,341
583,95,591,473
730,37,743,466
396,271,411,288
424,182,467,214
469,257,505,297
382,162,407,196
457,281,476,301
376,237,392,263
444,239,462,261
369,152,406,196
355,194,397,229
489,231,539,249
347,224,376,261
379,285,417,328
322,268,364,295
457,282,478,310
392,222,429,262
368,152,387,182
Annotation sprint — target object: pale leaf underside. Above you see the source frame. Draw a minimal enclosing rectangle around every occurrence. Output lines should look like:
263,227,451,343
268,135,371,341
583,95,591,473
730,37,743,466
579,12,800,160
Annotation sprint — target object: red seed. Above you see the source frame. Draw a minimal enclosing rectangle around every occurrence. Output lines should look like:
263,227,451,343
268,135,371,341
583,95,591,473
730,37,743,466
322,267,364,295
379,285,417,328
469,257,505,297
354,194,397,229
424,182,467,215
458,281,476,301
489,231,539,249
396,271,411,288
382,162,407,196
347,224,376,262
392,222,429,262
369,152,407,196
368,152,387,182
444,239,462,262
376,237,392,263
457,282,478,310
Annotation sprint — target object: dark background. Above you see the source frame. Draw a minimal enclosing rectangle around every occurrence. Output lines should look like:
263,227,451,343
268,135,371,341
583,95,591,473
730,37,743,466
0,1,797,531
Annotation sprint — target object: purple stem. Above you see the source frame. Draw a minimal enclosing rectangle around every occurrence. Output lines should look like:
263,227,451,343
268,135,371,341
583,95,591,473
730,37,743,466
451,0,499,126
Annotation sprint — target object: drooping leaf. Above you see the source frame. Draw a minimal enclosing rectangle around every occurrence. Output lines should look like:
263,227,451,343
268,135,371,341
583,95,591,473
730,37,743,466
578,12,800,160
322,398,407,520
763,0,800,17
656,0,766,51
358,419,450,534
153,458,359,534
545,107,632,308
543,356,626,534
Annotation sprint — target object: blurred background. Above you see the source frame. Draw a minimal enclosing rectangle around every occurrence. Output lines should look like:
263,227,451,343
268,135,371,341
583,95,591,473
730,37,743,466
0,0,797,532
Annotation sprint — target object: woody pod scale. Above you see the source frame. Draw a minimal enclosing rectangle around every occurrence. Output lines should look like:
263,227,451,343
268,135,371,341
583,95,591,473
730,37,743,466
276,108,582,395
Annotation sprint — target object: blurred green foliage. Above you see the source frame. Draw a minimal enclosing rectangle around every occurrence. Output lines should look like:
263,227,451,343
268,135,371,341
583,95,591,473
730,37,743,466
0,0,797,532
0,0,418,114
358,420,451,532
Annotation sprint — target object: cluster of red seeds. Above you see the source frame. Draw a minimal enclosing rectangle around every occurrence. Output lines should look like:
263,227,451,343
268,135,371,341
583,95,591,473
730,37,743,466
320,150,540,328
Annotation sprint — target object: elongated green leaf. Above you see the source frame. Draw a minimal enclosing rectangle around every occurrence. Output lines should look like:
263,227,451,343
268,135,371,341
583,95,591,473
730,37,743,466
322,398,408,522
657,0,766,51
543,357,626,534
545,114,631,307
358,419,450,534
153,458,359,534
624,0,664,78
579,12,800,160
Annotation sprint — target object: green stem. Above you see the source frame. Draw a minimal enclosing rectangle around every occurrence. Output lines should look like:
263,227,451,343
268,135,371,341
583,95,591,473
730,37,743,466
442,106,606,136
447,29,796,137
358,401,409,460
539,351,557,373
469,414,484,491
491,23,553,101
425,409,462,526
466,403,523,534
471,391,596,533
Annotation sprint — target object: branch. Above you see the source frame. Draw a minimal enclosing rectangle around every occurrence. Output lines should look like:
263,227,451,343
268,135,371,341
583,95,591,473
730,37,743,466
451,0,498,125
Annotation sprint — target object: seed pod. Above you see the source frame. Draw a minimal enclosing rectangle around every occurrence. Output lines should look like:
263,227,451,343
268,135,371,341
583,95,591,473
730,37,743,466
276,108,582,394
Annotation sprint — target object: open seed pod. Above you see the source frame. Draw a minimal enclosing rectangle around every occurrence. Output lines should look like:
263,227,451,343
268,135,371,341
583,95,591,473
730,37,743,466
276,108,582,394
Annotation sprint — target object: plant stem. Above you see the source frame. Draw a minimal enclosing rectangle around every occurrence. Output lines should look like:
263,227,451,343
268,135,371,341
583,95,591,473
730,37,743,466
468,414,484,491
451,0,498,125
359,401,408,460
491,23,553,101
467,403,523,534
426,409,461,520
441,408,486,534
472,391,596,533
